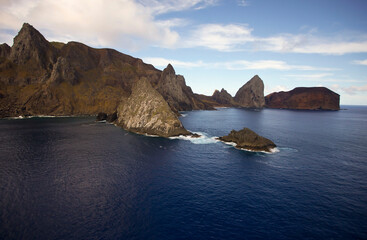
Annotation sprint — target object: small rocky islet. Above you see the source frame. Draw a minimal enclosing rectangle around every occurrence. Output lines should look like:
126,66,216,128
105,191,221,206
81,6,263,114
1,23,340,148
217,128,277,153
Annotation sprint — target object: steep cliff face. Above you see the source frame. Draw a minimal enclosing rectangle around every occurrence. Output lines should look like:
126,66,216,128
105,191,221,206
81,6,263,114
265,87,340,110
116,78,190,137
234,75,265,108
0,23,210,118
155,64,211,112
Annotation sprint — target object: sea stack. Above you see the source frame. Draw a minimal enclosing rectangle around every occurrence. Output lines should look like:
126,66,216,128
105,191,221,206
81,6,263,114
212,88,236,106
116,77,191,137
234,75,265,108
218,127,276,152
265,87,340,110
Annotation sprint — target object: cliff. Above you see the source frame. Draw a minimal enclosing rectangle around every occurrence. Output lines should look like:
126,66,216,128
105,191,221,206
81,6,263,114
0,23,209,118
116,77,191,137
234,75,265,108
265,87,340,110
218,128,276,152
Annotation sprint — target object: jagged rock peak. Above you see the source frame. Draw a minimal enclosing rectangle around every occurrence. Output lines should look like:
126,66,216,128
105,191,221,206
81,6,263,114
9,23,55,67
117,77,191,137
0,43,11,58
212,88,234,106
234,75,265,108
164,63,175,74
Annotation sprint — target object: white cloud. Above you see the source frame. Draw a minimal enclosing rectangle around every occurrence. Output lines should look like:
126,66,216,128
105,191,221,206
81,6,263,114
237,0,248,7
353,59,367,66
0,0,187,50
342,84,367,95
143,57,337,72
186,24,254,51
185,23,367,54
143,57,206,68
137,0,219,14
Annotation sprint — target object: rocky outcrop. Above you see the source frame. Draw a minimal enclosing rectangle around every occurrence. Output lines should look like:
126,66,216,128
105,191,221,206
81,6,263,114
0,43,11,59
116,78,191,137
155,64,212,112
49,57,78,85
218,128,276,152
0,23,210,118
234,75,265,108
212,88,236,106
9,23,57,70
265,87,340,110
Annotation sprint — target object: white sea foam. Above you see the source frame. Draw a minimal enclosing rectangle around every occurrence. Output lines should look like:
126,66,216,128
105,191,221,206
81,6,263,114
218,139,280,154
170,132,219,144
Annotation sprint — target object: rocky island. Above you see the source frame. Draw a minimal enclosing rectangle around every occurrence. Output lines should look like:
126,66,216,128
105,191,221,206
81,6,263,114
265,87,340,110
218,128,277,153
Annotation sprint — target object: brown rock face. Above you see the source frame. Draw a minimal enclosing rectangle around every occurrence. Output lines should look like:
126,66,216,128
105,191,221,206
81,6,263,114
212,88,236,106
9,23,57,69
218,127,276,152
0,43,11,59
0,23,210,118
265,87,340,110
234,75,265,108
156,64,211,112
116,77,190,137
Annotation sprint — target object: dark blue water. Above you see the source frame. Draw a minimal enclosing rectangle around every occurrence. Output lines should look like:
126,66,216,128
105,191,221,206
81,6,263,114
1,107,366,239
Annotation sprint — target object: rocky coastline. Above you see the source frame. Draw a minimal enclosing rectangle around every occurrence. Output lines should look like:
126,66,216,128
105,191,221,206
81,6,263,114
0,23,341,139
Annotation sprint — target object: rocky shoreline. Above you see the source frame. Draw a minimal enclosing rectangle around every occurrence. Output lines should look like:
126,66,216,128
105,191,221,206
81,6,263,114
0,23,341,139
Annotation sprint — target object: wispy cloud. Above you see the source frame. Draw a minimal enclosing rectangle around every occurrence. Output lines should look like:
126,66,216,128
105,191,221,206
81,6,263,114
342,84,367,95
1,0,219,50
143,57,206,68
185,23,367,54
352,59,367,66
237,0,248,7
143,57,336,72
137,0,219,14
186,24,254,51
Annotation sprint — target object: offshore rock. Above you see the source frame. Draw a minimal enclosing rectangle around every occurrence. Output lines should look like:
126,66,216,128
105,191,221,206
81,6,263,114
218,128,277,152
265,87,340,110
212,88,236,106
116,77,191,137
234,75,265,108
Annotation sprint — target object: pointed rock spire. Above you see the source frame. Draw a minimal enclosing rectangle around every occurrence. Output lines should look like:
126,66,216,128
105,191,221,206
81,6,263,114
234,75,265,108
9,23,56,67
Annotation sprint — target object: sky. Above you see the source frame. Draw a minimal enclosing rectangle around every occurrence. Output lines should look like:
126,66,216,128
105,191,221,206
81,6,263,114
1,0,367,105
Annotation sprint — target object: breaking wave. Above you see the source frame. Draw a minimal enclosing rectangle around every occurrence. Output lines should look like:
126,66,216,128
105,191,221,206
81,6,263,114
170,132,219,144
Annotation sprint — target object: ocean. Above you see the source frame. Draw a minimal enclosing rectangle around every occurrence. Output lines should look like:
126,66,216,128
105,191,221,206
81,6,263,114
0,106,366,239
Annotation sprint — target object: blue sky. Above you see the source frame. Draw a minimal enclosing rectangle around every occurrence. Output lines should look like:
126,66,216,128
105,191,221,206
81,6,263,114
1,0,367,105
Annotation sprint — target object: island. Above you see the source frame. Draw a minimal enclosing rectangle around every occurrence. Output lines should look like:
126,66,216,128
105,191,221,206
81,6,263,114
217,128,277,153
